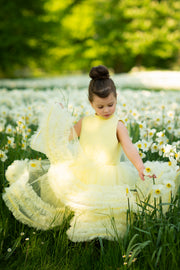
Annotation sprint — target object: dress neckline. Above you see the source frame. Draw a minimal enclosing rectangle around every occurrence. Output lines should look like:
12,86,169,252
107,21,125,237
94,114,114,120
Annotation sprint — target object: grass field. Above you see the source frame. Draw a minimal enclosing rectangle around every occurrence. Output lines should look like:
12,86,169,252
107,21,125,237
0,76,180,269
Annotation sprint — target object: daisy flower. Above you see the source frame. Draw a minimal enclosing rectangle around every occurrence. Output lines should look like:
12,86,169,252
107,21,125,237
0,150,8,162
152,184,165,198
7,136,15,147
151,143,159,153
163,179,175,193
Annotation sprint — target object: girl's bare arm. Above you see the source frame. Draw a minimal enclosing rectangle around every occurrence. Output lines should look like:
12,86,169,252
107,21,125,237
117,121,145,181
69,118,83,140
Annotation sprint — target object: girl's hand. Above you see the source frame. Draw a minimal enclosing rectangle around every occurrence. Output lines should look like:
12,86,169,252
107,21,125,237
139,170,145,181
147,174,157,179
59,103,64,108
138,166,145,181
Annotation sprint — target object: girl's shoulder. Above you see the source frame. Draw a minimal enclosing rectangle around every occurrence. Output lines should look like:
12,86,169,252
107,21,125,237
117,120,128,142
117,119,127,131
74,118,84,137
118,119,125,125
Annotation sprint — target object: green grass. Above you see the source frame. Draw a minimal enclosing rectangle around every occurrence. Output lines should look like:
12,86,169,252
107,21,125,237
1,163,180,270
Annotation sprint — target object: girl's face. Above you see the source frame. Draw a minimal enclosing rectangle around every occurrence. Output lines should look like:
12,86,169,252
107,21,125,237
90,93,117,119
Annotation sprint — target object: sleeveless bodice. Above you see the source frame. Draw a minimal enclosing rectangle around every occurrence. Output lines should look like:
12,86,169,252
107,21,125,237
79,114,121,165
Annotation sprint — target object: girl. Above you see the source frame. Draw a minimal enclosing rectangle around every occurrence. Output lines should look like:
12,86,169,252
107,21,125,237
73,65,145,181
3,65,179,242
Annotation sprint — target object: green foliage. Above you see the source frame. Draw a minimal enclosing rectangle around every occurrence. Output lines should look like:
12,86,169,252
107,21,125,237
124,192,180,269
0,0,56,77
1,0,180,77
45,0,180,74
92,0,180,72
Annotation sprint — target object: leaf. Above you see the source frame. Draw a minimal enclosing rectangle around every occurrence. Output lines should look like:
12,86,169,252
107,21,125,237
128,240,151,267
155,246,162,267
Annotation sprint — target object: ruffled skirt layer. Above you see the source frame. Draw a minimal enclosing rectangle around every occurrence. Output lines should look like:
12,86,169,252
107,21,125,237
3,157,179,242
3,157,139,241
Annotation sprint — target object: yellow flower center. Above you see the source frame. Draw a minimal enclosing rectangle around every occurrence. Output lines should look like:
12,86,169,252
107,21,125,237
126,188,129,194
155,189,160,195
31,163,36,167
139,124,143,128
168,161,172,166
146,167,151,173
166,183,171,188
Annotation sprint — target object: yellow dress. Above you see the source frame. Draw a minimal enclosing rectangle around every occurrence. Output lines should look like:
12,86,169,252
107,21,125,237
3,103,179,242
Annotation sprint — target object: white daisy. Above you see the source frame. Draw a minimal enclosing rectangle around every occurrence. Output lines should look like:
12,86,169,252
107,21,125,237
0,150,8,162
152,184,165,198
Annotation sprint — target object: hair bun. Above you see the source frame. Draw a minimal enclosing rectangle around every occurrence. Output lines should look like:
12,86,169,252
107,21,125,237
89,65,110,80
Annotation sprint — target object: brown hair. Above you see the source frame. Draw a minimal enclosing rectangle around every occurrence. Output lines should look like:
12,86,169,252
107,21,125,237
88,65,117,102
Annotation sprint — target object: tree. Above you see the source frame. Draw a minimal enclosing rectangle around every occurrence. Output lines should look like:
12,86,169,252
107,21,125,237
47,0,180,74
0,0,57,77
92,0,180,72
1,0,180,76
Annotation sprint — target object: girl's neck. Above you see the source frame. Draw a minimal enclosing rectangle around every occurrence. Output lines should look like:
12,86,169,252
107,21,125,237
95,113,114,120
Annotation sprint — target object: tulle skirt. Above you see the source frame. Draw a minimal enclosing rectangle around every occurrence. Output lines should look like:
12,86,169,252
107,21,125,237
3,156,179,241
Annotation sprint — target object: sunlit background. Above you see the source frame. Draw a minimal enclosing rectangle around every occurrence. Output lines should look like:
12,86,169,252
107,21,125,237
0,0,180,77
